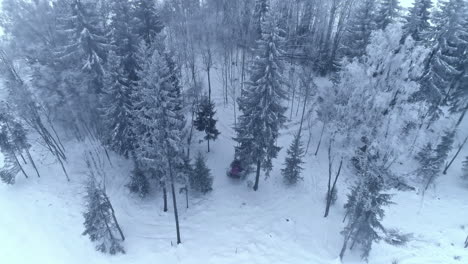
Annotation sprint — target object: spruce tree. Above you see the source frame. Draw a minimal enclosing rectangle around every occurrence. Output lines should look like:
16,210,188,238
133,0,164,46
251,0,269,42
190,152,213,194
101,51,136,157
415,142,439,189
414,0,467,121
132,45,186,244
374,0,401,30
194,96,220,152
100,0,141,156
415,130,454,191
235,14,287,191
127,162,150,198
56,0,108,90
402,0,433,42
340,0,376,60
435,129,456,162
82,176,125,254
340,175,393,261
54,0,109,125
281,132,305,185
0,109,31,182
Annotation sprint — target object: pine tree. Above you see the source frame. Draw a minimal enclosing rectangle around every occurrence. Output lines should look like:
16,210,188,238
101,51,136,157
127,161,150,198
281,132,305,185
402,0,433,42
340,0,377,60
251,0,269,42
415,142,439,188
374,0,401,30
54,0,109,125
82,176,125,254
415,130,454,191
100,0,142,156
0,109,32,182
56,0,108,89
414,0,467,122
133,0,164,46
235,15,287,191
340,174,393,261
435,129,456,162
442,0,468,119
190,152,213,194
194,96,220,152
132,45,186,243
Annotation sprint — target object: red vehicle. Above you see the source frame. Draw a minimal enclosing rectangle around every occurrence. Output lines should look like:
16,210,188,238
227,159,244,179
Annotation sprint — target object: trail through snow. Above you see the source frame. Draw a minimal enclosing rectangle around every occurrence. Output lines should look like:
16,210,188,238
1,69,468,264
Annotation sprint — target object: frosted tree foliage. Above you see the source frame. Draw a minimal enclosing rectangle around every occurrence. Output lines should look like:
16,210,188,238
235,15,287,191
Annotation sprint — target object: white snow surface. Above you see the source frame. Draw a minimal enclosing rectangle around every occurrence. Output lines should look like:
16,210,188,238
1,70,468,264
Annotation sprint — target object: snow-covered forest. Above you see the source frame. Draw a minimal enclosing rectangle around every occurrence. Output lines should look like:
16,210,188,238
0,0,467,263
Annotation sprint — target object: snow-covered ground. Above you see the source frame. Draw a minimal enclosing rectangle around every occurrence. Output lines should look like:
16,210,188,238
1,67,467,264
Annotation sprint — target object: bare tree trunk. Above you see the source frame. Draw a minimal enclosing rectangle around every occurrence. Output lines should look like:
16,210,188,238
12,152,28,179
298,86,309,135
305,118,314,154
57,156,70,182
443,135,468,175
185,186,189,209
26,149,41,178
19,153,27,164
324,159,342,217
187,103,196,160
465,235,468,248
315,123,325,156
207,138,210,152
290,84,296,120
253,159,261,191
104,193,125,241
169,159,181,244
339,234,350,260
207,67,212,102
163,184,168,212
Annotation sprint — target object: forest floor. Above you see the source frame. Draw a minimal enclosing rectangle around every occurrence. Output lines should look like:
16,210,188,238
1,69,468,264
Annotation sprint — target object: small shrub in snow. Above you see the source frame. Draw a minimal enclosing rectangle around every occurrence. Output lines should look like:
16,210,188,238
384,229,412,246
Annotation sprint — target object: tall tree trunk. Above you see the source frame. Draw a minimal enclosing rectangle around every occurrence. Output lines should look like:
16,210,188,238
207,138,210,152
12,152,28,179
207,67,212,102
339,234,350,260
253,159,261,191
315,124,325,156
443,135,468,175
163,184,168,212
104,193,125,241
185,186,189,209
19,153,27,164
169,159,181,244
57,156,70,182
325,159,342,217
26,149,41,178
